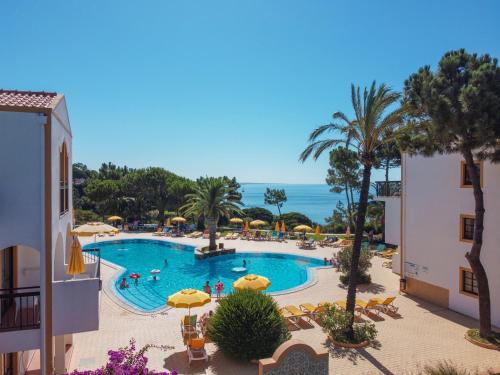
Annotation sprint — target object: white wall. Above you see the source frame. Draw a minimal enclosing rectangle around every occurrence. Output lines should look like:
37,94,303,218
0,112,45,252
376,196,400,246
16,245,41,288
51,101,73,280
53,278,100,335
403,153,500,327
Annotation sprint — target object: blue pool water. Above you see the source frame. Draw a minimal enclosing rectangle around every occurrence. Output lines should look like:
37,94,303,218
89,239,324,312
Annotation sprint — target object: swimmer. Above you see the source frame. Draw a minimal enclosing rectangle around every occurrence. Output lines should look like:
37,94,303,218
119,277,129,289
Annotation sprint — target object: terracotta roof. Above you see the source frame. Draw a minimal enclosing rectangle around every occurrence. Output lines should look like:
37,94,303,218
0,89,59,109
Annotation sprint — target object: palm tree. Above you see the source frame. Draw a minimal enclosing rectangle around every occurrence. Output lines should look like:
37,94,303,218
182,177,242,251
300,81,406,338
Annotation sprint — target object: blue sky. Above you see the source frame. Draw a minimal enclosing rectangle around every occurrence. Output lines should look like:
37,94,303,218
2,1,500,183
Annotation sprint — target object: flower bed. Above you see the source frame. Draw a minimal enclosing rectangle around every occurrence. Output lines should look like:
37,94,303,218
465,329,500,350
68,339,175,375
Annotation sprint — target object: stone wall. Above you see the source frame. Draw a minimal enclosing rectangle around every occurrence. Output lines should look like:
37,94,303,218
258,340,328,375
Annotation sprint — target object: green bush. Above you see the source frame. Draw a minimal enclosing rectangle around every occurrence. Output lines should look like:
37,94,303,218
207,289,291,361
318,305,377,344
280,211,312,228
74,209,101,225
242,207,274,224
420,361,476,375
337,246,373,285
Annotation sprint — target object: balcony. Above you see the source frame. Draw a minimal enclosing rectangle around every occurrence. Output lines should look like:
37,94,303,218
0,286,40,332
375,181,401,197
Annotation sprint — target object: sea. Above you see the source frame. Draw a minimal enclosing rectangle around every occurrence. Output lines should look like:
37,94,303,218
239,183,347,224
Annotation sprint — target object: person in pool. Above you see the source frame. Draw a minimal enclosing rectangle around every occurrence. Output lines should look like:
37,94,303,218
203,280,212,296
120,277,129,289
242,260,247,268
164,259,168,267
215,280,224,300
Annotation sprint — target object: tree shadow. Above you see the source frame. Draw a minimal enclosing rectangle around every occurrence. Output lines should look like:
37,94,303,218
356,346,396,375
208,349,257,375
357,282,386,294
163,350,208,374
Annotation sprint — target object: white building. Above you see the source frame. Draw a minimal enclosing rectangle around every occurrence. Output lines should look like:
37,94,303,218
0,90,100,374
397,152,500,327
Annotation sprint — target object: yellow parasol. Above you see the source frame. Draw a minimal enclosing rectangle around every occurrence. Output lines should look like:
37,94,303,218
71,222,118,236
281,221,286,232
230,218,243,224
250,220,267,227
107,216,123,222
275,222,280,232
315,225,321,235
294,225,313,232
233,274,271,291
167,288,211,315
172,216,186,223
66,236,85,277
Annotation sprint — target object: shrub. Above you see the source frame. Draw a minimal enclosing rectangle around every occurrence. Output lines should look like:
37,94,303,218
67,339,173,375
242,207,274,224
318,305,376,344
420,361,477,375
280,211,312,228
207,289,291,361
74,209,101,225
337,246,373,285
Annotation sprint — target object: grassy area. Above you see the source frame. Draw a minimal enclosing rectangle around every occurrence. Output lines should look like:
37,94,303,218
467,328,500,347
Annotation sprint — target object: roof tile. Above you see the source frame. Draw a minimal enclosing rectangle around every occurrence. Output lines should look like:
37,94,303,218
0,89,58,109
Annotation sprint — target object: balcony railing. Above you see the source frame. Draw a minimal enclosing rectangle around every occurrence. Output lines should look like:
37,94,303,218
375,181,401,197
0,286,40,332
82,248,101,289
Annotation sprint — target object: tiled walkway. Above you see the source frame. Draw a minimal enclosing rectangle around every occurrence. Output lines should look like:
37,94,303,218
70,233,500,374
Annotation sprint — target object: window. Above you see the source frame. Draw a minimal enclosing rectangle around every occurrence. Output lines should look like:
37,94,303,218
460,160,483,188
460,267,478,298
59,143,69,215
459,215,475,242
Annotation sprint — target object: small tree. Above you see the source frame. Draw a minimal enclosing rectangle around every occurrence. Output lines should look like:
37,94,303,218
403,49,500,338
264,188,287,217
326,148,361,229
182,177,242,250
207,289,291,361
337,246,373,285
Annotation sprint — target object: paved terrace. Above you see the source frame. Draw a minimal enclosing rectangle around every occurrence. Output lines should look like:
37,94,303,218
70,233,500,374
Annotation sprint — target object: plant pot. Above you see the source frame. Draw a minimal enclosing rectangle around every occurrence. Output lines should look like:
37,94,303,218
465,333,500,350
329,336,370,349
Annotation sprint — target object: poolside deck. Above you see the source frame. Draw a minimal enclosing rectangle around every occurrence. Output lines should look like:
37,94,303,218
71,233,500,374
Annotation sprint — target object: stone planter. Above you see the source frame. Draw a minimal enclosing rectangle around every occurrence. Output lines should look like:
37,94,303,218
465,333,500,351
329,336,370,349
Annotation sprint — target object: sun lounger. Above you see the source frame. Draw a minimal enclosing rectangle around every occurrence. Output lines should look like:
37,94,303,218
231,232,239,240
334,300,362,316
355,298,381,316
372,296,398,314
224,232,233,240
280,305,308,329
181,315,198,338
299,303,326,319
152,227,163,236
187,337,208,364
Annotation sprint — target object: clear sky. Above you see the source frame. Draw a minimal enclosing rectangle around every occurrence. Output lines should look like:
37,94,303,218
2,1,499,183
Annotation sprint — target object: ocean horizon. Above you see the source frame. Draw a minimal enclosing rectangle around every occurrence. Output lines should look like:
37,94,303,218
240,183,348,224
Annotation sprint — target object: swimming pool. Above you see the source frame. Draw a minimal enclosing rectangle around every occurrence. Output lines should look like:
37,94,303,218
88,239,325,312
